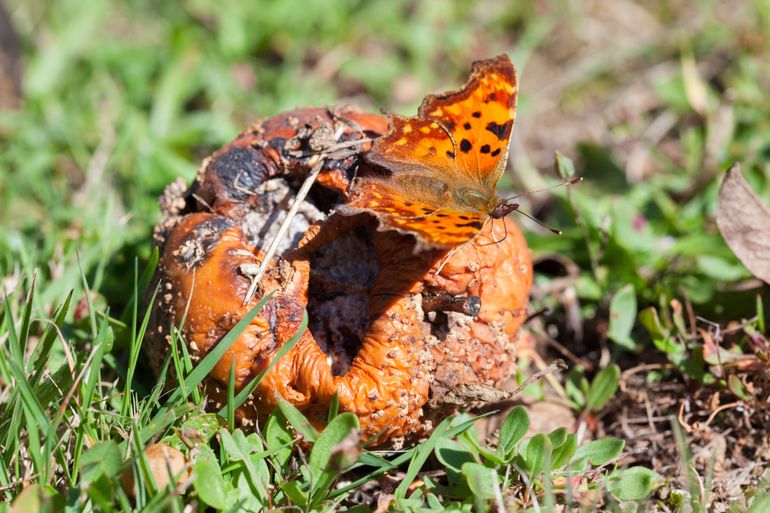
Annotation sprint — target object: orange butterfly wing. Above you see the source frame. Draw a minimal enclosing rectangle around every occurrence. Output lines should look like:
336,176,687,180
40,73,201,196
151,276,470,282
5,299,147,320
418,54,517,189
345,54,517,248
346,180,485,247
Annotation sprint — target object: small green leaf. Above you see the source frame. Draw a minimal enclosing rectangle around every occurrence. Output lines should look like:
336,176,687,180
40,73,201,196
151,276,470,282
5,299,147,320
462,462,498,500
193,445,234,510
496,406,529,461
547,427,568,448
277,398,319,443
555,151,576,180
308,412,359,498
696,255,747,281
572,438,625,466
607,466,658,500
85,475,117,511
265,410,294,467
608,284,637,349
565,366,588,409
728,375,748,400
160,413,222,451
551,434,577,469
639,307,669,339
459,429,504,465
79,441,122,484
586,364,620,412
524,434,552,477
282,480,308,507
435,438,476,484
220,429,269,501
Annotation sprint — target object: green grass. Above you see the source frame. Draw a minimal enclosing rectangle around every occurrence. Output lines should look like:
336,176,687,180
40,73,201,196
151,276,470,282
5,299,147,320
2,0,770,511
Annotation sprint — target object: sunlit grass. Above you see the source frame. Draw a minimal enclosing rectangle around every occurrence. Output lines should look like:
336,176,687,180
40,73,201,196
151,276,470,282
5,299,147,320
2,0,770,510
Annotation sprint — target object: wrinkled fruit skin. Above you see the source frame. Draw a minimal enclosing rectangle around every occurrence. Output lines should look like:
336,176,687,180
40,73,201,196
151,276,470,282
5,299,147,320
147,107,532,447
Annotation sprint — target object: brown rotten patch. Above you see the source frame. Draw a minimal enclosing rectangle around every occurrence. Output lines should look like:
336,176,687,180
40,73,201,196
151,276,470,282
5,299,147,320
146,106,532,447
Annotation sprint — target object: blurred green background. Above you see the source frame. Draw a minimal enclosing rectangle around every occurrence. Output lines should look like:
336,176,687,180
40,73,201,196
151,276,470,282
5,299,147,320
1,0,768,323
2,1,770,509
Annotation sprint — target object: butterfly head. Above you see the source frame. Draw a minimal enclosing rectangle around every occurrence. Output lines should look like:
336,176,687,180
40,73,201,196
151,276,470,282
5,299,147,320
489,200,519,219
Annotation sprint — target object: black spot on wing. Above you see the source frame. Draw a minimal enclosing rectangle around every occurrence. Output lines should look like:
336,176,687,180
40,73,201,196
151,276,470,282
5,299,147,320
472,111,481,118
446,150,455,159
486,120,512,141
460,139,472,153
491,148,501,157
463,122,471,130
480,144,490,154
456,221,483,229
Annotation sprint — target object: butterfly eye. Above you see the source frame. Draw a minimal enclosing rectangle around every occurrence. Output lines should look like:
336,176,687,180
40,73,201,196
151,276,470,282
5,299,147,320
453,188,489,210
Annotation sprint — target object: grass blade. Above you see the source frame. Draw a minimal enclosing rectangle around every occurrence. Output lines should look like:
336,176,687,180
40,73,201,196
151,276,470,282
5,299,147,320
146,294,273,437
29,290,74,388
219,310,308,415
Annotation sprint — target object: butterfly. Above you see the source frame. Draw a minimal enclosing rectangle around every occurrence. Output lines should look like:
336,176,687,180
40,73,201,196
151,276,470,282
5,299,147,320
341,54,519,249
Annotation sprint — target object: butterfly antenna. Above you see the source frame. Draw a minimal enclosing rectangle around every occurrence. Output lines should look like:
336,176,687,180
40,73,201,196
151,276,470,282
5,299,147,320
515,207,562,235
503,176,582,202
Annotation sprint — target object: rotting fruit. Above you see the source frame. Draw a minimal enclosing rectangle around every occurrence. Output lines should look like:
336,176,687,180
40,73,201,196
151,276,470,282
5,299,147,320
146,84,532,449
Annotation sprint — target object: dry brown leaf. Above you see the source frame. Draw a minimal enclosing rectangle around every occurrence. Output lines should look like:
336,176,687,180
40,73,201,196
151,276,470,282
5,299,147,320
120,443,189,496
10,484,52,513
716,164,770,284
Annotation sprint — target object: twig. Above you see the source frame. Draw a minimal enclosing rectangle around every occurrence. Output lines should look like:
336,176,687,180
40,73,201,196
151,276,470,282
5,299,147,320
530,352,570,403
191,193,215,213
241,137,371,305
433,246,461,276
620,363,672,395
677,400,692,433
242,157,324,305
536,328,593,370
508,358,567,399
701,401,743,429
